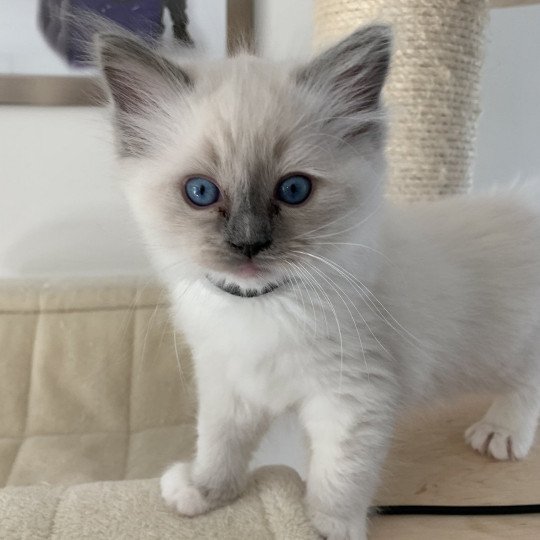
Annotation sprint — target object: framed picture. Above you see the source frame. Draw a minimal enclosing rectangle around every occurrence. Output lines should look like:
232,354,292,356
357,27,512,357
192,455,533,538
0,0,253,105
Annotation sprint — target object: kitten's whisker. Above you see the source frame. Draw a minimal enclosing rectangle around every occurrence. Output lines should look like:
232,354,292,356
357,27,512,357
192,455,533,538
294,262,345,389
299,201,383,241
276,263,313,376
139,286,165,375
280,264,306,331
292,265,343,372
173,329,188,392
292,204,367,241
293,249,404,341
288,263,308,333
293,249,422,350
308,242,396,268
301,258,393,363
303,251,408,344
288,260,329,336
115,275,159,369
171,281,197,392
305,261,369,392
324,257,419,345
285,260,317,337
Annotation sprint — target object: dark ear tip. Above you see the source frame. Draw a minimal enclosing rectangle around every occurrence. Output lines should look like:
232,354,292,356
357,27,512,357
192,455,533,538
370,23,393,38
96,32,117,45
95,33,122,61
95,32,145,63
376,24,393,48
353,23,393,49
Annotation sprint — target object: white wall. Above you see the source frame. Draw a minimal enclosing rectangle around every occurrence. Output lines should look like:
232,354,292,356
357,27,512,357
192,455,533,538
255,0,313,61
0,107,152,278
473,4,540,188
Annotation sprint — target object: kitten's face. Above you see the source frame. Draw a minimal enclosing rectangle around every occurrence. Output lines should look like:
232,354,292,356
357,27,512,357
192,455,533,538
99,26,391,296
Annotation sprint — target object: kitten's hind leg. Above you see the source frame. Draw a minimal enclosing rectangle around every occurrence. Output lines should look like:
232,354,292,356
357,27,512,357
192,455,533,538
465,389,540,460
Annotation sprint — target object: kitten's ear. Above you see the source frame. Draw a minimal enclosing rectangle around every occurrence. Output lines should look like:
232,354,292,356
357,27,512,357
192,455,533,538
97,34,192,155
297,24,392,136
98,33,191,113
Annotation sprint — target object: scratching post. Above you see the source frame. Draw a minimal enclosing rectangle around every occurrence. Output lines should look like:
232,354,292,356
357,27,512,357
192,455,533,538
314,0,489,202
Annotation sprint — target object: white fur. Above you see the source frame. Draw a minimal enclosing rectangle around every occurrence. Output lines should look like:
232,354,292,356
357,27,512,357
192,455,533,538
161,462,210,516
99,27,540,540
156,193,540,539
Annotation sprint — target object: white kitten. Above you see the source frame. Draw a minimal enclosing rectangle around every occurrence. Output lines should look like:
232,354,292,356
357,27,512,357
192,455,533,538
98,26,540,540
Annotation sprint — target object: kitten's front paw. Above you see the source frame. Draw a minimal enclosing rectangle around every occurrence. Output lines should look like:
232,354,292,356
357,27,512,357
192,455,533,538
465,420,534,461
308,507,367,540
160,462,211,516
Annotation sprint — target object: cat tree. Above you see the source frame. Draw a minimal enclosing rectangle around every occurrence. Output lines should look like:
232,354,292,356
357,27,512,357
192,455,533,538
314,0,536,202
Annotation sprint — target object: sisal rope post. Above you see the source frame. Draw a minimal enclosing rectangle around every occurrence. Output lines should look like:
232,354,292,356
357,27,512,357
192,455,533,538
314,0,489,202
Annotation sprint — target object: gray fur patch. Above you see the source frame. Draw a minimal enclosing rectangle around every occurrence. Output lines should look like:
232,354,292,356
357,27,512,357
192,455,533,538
296,25,392,140
224,195,273,251
98,34,192,156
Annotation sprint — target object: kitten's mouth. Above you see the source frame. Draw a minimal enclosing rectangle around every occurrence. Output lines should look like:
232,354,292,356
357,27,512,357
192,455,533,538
206,275,283,298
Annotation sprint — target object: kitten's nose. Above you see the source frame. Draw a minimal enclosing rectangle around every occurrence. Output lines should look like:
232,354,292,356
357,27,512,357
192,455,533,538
228,240,272,258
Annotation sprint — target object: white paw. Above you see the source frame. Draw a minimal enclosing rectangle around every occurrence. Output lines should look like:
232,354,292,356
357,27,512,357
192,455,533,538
160,462,211,516
465,420,534,461
308,508,366,540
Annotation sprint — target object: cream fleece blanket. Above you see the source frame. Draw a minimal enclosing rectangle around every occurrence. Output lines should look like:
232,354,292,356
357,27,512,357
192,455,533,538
0,466,318,540
1,280,540,539
0,279,197,487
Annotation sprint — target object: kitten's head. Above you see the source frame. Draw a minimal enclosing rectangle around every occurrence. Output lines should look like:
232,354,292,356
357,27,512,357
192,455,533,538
98,25,391,297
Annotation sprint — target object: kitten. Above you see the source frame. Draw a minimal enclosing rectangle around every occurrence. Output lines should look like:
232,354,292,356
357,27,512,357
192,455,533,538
98,25,540,540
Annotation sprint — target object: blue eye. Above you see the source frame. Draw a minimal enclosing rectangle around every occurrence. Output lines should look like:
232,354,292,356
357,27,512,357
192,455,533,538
185,177,220,207
276,175,312,205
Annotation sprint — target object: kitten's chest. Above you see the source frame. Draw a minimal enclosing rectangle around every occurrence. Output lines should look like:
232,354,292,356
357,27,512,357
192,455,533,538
226,347,311,412
177,287,317,412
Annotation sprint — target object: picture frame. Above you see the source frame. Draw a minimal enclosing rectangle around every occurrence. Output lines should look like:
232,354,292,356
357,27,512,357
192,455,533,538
0,0,253,106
